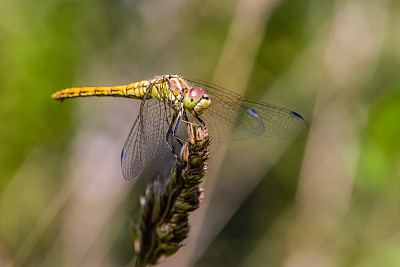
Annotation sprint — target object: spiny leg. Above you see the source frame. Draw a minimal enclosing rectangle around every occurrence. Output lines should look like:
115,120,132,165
173,109,205,144
166,110,206,180
172,110,191,144
164,112,185,171
193,115,205,126
168,110,194,180
166,112,181,155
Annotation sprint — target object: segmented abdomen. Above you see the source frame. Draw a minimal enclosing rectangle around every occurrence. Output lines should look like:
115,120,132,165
51,80,151,101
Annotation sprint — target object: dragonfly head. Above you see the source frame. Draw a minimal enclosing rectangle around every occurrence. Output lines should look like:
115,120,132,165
183,87,211,116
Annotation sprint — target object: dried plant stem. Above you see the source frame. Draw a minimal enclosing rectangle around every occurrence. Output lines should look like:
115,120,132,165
132,124,210,267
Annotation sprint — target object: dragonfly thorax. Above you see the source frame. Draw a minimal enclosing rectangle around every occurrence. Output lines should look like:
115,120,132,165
148,76,186,110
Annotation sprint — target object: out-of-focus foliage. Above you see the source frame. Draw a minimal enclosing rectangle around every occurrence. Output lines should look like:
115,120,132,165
1,0,400,266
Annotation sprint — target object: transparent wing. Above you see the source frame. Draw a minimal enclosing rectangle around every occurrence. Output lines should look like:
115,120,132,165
142,98,178,176
185,78,308,142
121,114,147,181
121,98,180,180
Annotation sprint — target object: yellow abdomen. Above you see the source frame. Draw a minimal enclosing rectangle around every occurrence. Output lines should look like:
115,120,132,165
51,80,151,101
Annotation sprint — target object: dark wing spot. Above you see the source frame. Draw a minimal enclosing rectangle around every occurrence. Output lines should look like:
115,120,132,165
290,111,304,120
247,108,259,118
121,148,126,163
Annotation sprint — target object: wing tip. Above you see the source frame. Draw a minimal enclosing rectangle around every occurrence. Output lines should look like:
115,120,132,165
288,111,308,137
121,148,126,162
290,111,304,121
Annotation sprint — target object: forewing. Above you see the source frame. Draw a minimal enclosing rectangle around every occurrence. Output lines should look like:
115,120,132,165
142,98,177,176
185,78,308,141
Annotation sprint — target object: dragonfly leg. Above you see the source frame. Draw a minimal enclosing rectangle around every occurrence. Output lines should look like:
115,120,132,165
193,115,205,126
176,110,204,138
165,111,189,181
165,112,187,156
172,111,192,144
165,113,181,154
170,114,183,147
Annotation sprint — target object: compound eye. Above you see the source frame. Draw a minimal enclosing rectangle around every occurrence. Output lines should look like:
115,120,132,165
189,87,209,100
189,87,203,101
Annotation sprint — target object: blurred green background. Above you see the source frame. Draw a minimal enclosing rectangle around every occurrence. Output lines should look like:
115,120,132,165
1,0,400,266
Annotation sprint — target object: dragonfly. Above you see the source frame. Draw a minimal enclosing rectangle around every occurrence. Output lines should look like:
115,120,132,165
51,74,308,181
